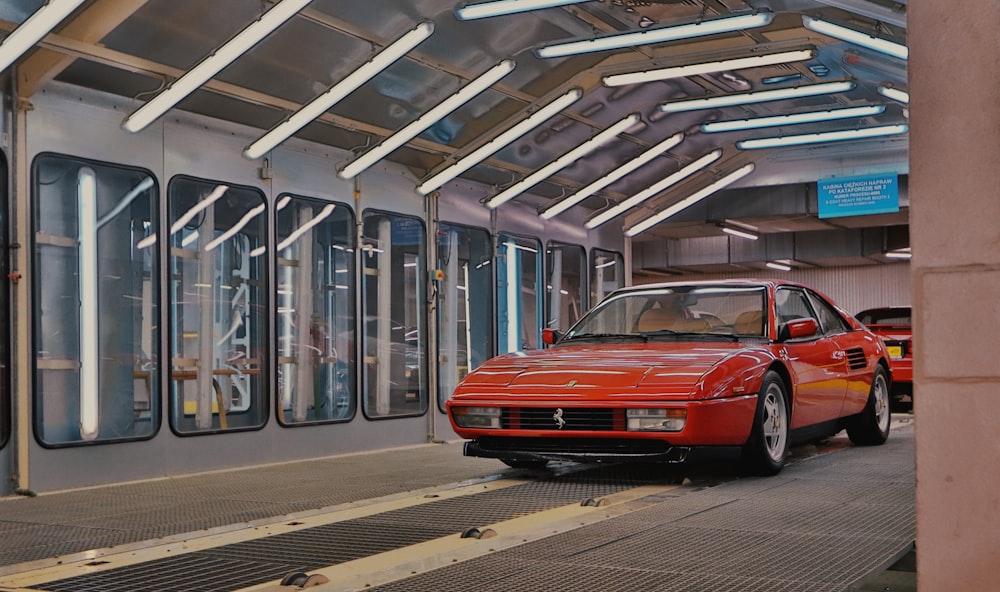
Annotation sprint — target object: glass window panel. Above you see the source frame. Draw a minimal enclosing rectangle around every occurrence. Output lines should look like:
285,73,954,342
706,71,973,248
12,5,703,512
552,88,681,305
590,248,624,306
361,211,427,418
276,194,357,425
496,233,542,354
806,290,851,335
436,223,493,411
545,241,586,333
32,155,159,445
168,178,268,434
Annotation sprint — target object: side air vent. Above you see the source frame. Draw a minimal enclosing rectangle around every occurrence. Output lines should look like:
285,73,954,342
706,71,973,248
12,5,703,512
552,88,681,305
845,347,868,370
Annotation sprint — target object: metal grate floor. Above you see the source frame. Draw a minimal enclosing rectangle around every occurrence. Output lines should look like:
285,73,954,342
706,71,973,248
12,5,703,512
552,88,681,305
29,471,644,592
369,431,915,592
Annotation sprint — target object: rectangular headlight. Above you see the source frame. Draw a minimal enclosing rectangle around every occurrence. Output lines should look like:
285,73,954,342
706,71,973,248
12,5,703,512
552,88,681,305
451,406,502,429
627,408,686,432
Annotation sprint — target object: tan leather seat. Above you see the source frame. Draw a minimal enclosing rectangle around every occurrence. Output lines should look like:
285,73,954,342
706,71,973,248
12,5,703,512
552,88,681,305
734,310,764,335
637,307,684,332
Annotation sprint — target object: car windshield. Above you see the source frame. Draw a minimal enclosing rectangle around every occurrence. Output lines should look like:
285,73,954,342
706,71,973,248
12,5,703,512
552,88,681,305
563,285,768,340
857,308,911,325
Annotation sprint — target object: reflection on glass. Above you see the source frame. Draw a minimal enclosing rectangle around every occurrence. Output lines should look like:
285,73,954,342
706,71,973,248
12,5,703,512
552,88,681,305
546,241,586,333
276,196,356,424
362,212,427,418
33,155,159,445
590,248,624,306
168,178,267,434
436,223,494,410
497,233,542,354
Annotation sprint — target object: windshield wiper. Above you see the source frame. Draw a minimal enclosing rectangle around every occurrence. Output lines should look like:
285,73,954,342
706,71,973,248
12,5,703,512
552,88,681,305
640,329,740,342
563,332,647,342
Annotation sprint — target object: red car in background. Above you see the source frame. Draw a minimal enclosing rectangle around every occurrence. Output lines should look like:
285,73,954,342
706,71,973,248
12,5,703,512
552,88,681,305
447,280,893,476
856,306,913,410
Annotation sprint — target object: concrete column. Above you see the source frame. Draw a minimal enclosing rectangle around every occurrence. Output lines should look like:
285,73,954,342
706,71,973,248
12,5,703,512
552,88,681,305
911,2,1000,589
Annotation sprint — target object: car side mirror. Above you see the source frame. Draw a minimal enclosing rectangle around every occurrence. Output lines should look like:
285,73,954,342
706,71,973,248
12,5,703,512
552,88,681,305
778,318,819,341
541,328,561,345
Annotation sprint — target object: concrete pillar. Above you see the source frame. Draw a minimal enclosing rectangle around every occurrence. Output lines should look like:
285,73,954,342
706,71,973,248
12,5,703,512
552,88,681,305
911,2,1000,589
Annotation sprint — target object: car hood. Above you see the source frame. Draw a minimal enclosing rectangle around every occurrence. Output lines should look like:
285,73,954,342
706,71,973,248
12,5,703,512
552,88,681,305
455,342,768,399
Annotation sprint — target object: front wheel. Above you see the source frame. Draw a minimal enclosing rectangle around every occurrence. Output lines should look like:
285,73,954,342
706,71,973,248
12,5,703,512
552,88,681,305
846,365,891,445
742,371,790,476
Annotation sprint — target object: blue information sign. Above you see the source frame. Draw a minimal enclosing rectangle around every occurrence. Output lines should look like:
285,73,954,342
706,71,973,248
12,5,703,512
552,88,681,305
818,174,899,219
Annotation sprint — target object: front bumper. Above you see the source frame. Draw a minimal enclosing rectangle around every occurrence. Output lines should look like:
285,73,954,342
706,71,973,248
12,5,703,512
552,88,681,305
464,437,742,464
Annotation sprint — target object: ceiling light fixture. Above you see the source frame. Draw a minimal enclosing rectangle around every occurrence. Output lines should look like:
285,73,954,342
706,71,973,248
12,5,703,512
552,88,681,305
244,21,434,160
766,261,792,271
586,149,723,229
339,59,516,180
720,224,759,240
623,163,755,237
814,0,906,28
660,79,856,113
0,0,87,73
701,104,885,133
885,248,911,259
535,11,774,59
416,87,583,195
486,113,641,209
539,132,684,220
123,0,312,133
455,0,595,20
602,48,815,87
877,84,909,104
736,124,908,149
802,15,908,61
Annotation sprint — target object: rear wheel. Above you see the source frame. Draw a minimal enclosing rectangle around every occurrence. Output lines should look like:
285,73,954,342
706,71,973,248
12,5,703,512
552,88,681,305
742,371,789,476
847,366,891,445
500,459,549,469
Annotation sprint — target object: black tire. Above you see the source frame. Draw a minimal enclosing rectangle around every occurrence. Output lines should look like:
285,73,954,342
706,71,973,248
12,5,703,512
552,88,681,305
742,371,790,476
500,459,549,469
847,365,891,445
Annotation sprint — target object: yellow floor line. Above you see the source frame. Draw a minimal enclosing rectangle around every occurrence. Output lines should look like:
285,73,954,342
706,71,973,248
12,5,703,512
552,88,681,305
238,483,680,592
0,478,531,590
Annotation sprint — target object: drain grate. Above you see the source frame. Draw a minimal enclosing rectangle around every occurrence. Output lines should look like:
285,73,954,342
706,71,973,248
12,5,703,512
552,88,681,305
30,475,634,592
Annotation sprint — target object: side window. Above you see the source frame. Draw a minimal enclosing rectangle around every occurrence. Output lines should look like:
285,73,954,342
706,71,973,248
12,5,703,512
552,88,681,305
590,248,624,306
437,223,494,412
546,241,586,333
774,288,817,326
32,155,159,446
168,177,268,435
276,195,357,425
361,211,427,419
807,290,851,335
497,233,542,353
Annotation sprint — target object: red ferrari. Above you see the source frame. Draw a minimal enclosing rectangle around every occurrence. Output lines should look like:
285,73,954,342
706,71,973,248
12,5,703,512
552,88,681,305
856,306,912,409
447,280,892,475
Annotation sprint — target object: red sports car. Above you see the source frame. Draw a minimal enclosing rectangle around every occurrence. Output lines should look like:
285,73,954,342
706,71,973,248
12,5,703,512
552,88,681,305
447,280,892,475
855,306,912,409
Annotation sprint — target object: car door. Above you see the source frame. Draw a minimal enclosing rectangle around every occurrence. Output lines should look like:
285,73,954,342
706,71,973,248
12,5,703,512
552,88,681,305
806,290,873,417
774,287,849,428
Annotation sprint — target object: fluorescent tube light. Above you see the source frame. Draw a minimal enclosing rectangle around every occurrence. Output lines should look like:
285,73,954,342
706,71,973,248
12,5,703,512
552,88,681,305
339,59,516,179
540,132,684,219
455,0,595,20
603,48,815,87
171,185,228,234
244,21,434,160
814,0,906,28
766,261,792,271
585,149,722,229
77,167,100,440
278,204,336,251
624,163,755,237
701,104,885,133
122,0,312,133
736,124,908,149
885,247,911,259
204,204,266,252
802,15,908,61
416,87,583,195
485,113,641,209
536,11,774,59
721,225,759,240
0,0,87,73
660,80,856,113
877,84,909,104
